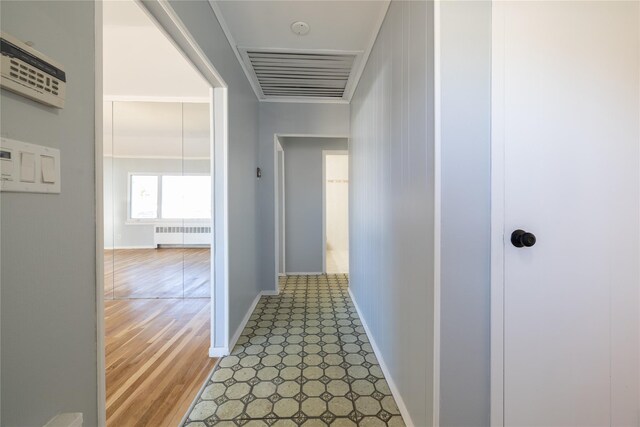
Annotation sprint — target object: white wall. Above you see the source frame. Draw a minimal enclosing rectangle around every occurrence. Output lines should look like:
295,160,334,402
0,1,98,425
281,137,348,273
145,0,261,350
439,2,492,425
104,101,210,159
258,103,350,289
349,1,435,425
103,0,210,99
103,101,210,249
325,154,349,254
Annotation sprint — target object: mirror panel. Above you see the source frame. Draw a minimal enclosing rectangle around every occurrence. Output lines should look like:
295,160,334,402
104,101,115,300
111,101,184,299
183,102,212,299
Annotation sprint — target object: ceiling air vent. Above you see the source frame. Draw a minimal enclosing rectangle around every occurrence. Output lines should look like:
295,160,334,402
243,50,356,99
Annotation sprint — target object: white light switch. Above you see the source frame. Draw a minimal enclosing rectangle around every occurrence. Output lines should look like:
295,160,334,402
20,152,35,182
41,155,56,183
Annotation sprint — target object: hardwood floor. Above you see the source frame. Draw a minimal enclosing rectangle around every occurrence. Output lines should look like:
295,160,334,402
105,298,217,427
104,248,210,299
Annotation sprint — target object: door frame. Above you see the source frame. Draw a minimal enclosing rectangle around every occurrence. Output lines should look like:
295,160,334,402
489,2,507,425
95,1,230,424
274,136,286,278
322,150,349,274
273,134,283,288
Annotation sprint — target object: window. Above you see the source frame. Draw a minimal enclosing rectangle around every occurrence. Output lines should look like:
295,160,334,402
130,175,159,219
129,174,211,220
161,175,211,219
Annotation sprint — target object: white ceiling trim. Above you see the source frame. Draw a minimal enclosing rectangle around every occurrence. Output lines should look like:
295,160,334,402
104,154,211,160
104,95,211,103
344,0,390,101
154,0,227,88
207,0,263,100
207,0,390,104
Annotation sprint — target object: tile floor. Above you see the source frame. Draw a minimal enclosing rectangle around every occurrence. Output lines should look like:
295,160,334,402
182,274,405,427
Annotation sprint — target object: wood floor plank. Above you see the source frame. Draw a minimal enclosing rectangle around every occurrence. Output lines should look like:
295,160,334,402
104,248,211,299
105,298,216,427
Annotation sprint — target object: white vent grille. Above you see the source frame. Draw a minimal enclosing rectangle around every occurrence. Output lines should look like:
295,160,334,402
154,225,212,247
245,50,356,99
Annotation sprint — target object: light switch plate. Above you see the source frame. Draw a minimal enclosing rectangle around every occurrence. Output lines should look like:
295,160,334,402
0,137,60,193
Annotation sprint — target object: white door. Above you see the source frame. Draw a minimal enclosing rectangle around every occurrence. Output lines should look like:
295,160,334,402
496,2,640,425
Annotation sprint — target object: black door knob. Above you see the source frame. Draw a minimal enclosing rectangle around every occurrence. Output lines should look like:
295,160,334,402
511,229,536,248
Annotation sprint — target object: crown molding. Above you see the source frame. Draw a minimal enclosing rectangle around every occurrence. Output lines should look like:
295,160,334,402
207,0,262,100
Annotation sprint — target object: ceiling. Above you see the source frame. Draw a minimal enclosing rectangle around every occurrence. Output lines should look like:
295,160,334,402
211,0,390,103
103,0,210,100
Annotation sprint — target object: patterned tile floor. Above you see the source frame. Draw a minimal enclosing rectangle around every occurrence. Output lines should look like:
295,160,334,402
182,274,405,427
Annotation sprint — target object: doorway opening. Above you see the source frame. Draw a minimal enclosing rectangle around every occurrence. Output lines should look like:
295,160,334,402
97,1,229,424
323,151,349,274
273,136,349,279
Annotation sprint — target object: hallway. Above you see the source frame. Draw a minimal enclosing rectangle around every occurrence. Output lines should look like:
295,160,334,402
183,274,404,426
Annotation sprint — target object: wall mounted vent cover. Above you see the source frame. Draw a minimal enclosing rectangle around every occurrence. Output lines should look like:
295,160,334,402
242,50,357,99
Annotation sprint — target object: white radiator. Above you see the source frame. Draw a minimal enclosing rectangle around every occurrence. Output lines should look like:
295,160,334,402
154,225,212,247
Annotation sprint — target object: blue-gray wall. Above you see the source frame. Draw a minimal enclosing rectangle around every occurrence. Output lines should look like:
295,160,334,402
0,1,98,425
145,0,261,348
349,1,435,425
439,2,491,425
281,137,348,273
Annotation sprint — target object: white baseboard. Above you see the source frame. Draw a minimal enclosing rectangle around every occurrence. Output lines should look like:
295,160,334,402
278,273,287,277
104,245,156,250
348,288,415,427
286,272,324,275
227,290,267,354
208,346,229,357
211,290,281,358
